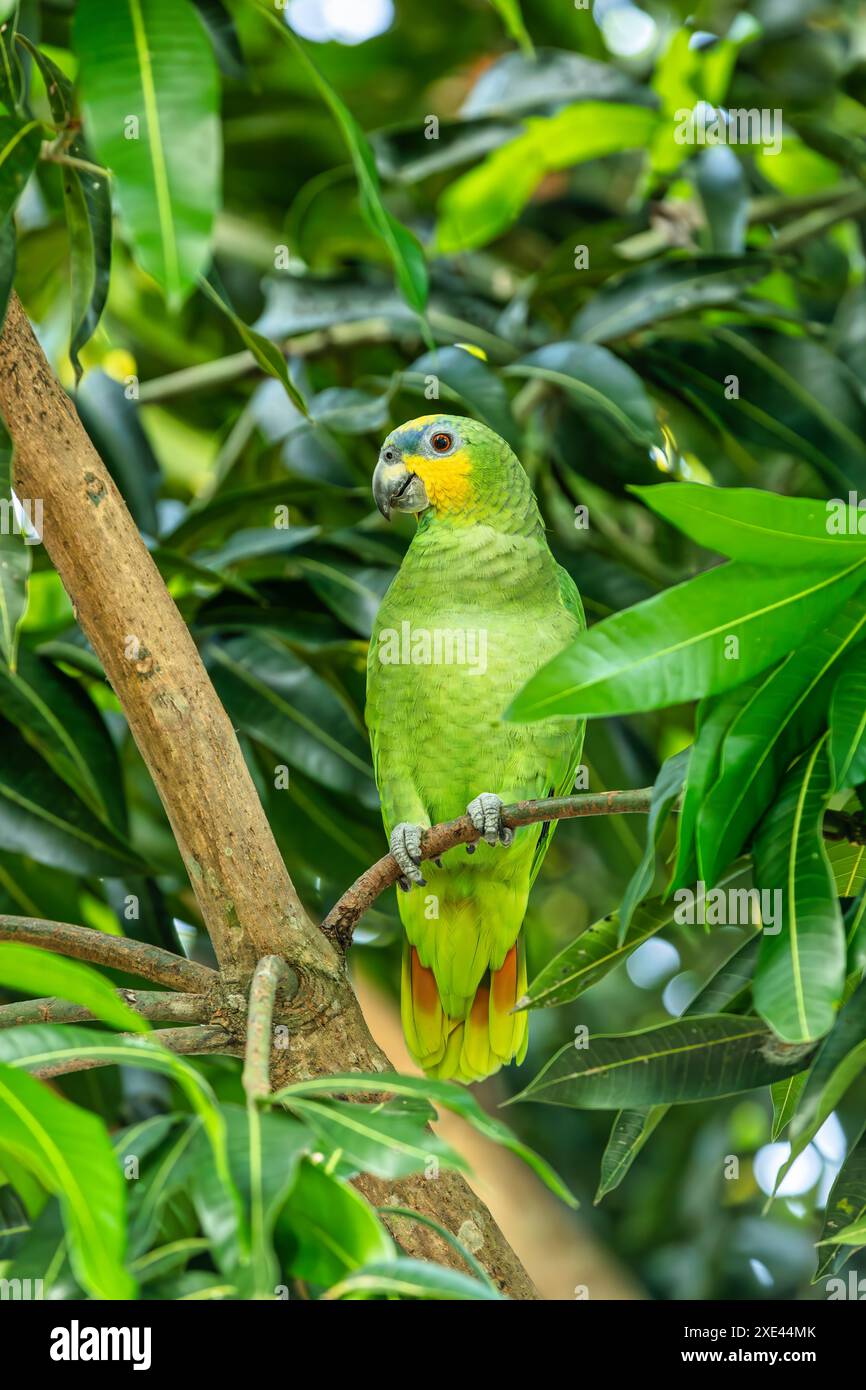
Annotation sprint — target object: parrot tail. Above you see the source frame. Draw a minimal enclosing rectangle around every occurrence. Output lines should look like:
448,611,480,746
401,937,529,1083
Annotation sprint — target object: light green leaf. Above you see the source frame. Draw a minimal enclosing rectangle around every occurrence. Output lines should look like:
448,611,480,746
74,0,221,303
829,645,866,790
276,1157,394,1286
753,739,846,1043
270,1071,575,1207
0,943,148,1032
488,0,534,57
287,1096,466,1181
436,102,658,253
0,1063,134,1298
633,482,866,568
508,558,866,721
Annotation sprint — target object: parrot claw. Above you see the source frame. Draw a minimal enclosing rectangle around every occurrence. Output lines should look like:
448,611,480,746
390,822,427,888
466,792,513,848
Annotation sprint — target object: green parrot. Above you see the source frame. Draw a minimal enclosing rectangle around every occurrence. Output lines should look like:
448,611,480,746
366,414,585,1083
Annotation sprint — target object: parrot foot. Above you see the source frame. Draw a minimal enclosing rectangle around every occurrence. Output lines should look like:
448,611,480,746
390,822,427,890
466,792,514,848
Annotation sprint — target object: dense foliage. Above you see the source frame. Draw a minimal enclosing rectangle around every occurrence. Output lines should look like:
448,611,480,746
1,0,866,1300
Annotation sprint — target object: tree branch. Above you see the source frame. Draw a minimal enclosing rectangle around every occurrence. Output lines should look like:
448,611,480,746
0,916,217,993
0,293,537,1300
26,1025,238,1078
0,990,211,1029
323,789,866,950
322,788,655,949
242,955,288,1100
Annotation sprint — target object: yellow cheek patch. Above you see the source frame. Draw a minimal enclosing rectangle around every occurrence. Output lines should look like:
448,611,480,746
404,448,473,513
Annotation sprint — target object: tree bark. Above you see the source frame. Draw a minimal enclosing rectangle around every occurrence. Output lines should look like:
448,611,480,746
0,293,537,1299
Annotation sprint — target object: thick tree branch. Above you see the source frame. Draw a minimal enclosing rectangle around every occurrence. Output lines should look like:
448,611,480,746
0,294,537,1300
0,915,216,993
322,788,655,949
0,990,211,1029
243,955,289,1100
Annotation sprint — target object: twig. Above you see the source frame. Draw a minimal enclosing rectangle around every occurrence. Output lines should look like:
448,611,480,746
242,954,289,1100
321,788,655,949
0,916,217,993
26,1025,237,1078
0,990,211,1030
322,788,866,949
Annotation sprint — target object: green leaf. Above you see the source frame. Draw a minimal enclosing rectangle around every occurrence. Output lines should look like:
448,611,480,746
436,102,658,253
324,1256,501,1301
815,1124,866,1277
753,739,846,1044
191,0,247,80
0,112,41,223
829,645,866,790
633,483,866,568
0,647,128,831
618,748,688,941
0,1024,242,1258
672,683,759,889
696,600,866,886
514,1014,813,1110
263,9,428,316
209,632,377,807
488,0,534,58
190,1104,307,1296
0,1064,134,1298
0,425,30,670
0,943,148,1032
770,1072,807,1140
504,341,660,447
270,1072,576,1207
198,275,309,415
594,1107,666,1204
594,934,762,1201
275,1157,394,1286
62,152,112,382
0,215,14,330
74,0,221,303
781,977,866,1174
522,896,672,1012
571,256,773,343
507,558,866,721
286,1096,466,1181
0,719,143,875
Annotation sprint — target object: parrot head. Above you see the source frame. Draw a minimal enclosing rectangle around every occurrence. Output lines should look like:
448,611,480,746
372,414,526,524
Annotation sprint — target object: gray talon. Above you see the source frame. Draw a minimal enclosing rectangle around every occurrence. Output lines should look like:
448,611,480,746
390,822,427,888
466,792,512,849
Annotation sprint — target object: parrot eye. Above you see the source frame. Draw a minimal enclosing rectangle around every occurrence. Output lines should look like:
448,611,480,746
430,431,453,453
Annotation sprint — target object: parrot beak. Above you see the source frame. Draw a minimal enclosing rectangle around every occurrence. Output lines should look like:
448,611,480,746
372,447,429,520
